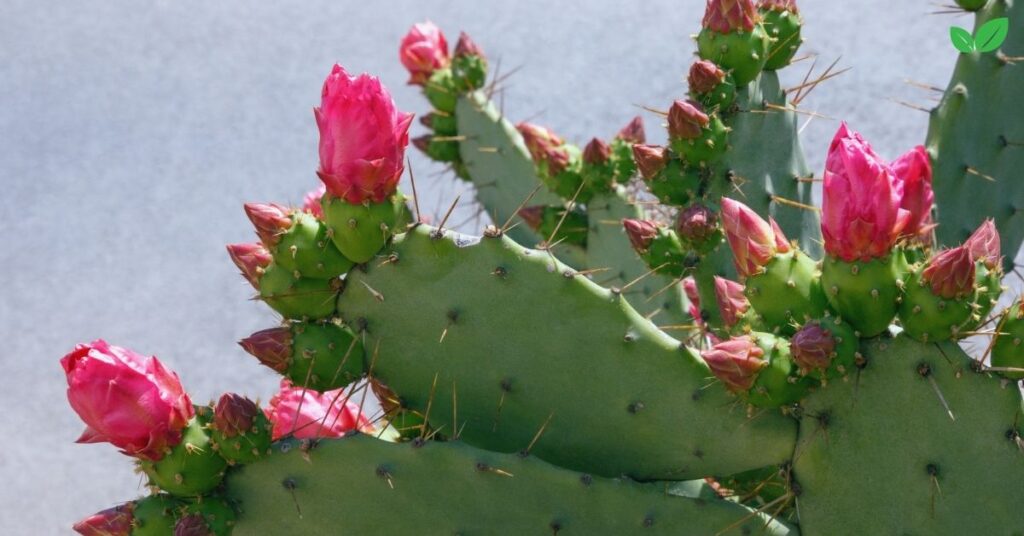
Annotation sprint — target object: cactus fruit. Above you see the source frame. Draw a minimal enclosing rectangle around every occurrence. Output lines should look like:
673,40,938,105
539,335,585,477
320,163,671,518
758,0,802,70
244,203,354,279
177,498,236,536
697,0,771,86
130,495,182,536
138,414,228,497
209,394,272,465
688,60,737,110
667,99,729,165
240,322,364,392
991,299,1024,379
898,245,977,342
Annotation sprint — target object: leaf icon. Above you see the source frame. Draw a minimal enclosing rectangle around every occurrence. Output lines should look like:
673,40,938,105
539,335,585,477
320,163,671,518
950,26,975,53
975,17,1009,53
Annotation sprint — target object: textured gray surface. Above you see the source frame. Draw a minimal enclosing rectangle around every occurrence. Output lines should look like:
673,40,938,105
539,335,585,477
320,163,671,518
0,0,976,533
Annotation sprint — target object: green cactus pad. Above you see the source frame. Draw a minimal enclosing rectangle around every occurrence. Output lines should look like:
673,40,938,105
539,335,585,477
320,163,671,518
139,417,227,497
422,137,461,163
336,225,795,479
131,494,182,536
425,68,458,113
794,335,1024,534
272,212,354,279
226,435,796,535
646,155,703,206
745,250,827,334
452,54,487,91
761,8,802,71
692,74,737,112
182,497,236,536
258,263,339,320
287,321,365,391
973,263,1003,324
425,111,458,136
322,195,404,264
642,228,687,279
897,270,976,342
696,26,771,86
820,255,901,337
529,205,589,248
991,303,1024,380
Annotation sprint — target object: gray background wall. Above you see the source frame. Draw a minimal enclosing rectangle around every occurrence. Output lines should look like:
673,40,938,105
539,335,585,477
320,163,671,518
0,1,981,533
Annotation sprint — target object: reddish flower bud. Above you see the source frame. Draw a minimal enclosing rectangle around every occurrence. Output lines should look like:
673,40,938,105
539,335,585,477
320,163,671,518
769,217,791,253
667,99,710,140
701,336,766,392
265,379,374,440
517,206,545,230
214,393,262,438
683,277,703,325
677,204,719,245
303,184,326,218
582,137,611,165
758,0,798,12
174,514,212,536
516,122,570,176
623,219,660,254
721,198,784,278
688,60,727,94
632,144,668,180
616,116,646,144
238,327,292,373
714,276,751,328
244,202,292,246
790,323,835,371
703,0,759,33
412,134,432,154
73,503,134,536
399,21,449,85
965,219,1001,270
454,31,484,59
226,243,272,289
315,65,413,204
922,245,976,299
61,340,194,461
891,145,934,240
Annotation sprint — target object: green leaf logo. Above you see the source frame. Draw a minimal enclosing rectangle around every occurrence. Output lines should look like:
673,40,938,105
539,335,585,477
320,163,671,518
949,17,1010,53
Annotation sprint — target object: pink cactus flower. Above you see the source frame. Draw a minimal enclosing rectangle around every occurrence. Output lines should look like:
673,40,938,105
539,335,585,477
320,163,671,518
714,276,751,328
701,336,766,392
303,184,326,218
790,323,835,371
890,146,934,241
616,116,646,144
453,31,484,59
61,340,194,461
582,137,611,165
758,0,798,12
632,144,668,180
226,242,272,289
964,219,1001,270
821,123,909,262
721,198,789,278
244,202,293,246
399,21,449,85
623,219,660,254
265,379,373,441
315,64,414,204
703,0,759,33
688,60,727,94
667,99,710,140
239,326,293,373
214,393,262,438
73,503,134,536
922,245,976,299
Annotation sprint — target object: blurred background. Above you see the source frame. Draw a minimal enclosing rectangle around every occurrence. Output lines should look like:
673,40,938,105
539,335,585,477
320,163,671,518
0,0,993,532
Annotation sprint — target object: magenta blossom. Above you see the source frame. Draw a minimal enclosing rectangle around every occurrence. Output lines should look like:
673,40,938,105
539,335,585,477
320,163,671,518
61,340,194,461
721,197,790,278
265,379,373,441
315,64,414,204
890,146,934,241
399,21,449,85
821,123,909,262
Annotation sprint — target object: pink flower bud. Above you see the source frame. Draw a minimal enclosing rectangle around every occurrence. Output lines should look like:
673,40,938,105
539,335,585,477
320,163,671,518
582,137,611,165
399,21,449,85
632,144,668,180
303,184,326,218
315,65,413,204
688,60,727,94
226,243,272,289
891,146,934,240
769,218,791,253
265,379,373,441
922,245,976,299
790,323,835,371
721,198,783,278
703,0,759,33
701,336,766,392
758,0,798,12
174,514,211,536
239,327,292,373
73,504,134,536
244,202,293,246
623,219,659,254
714,276,751,328
683,277,703,325
517,206,545,230
616,116,646,144
677,204,719,245
517,122,564,161
964,219,1001,270
214,393,261,438
821,123,908,261
454,31,484,59
61,340,194,461
667,99,710,140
